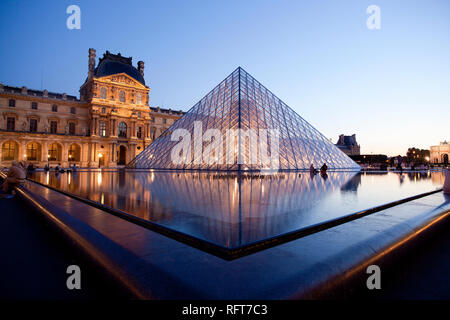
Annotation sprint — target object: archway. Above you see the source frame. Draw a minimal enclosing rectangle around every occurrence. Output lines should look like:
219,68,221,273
2,141,18,161
99,153,105,167
48,142,62,162
117,145,127,165
68,143,81,162
443,154,449,165
26,142,41,161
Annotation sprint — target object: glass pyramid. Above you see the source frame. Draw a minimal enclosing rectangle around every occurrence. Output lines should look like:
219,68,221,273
128,67,360,171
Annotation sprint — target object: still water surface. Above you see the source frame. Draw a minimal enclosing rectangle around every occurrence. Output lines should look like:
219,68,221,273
28,170,444,248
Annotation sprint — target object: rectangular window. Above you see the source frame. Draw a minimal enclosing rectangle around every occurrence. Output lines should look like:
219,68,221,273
70,107,76,114
29,119,37,132
9,99,15,107
69,122,76,135
52,105,58,112
162,118,167,124
99,122,107,137
50,121,57,134
31,102,38,110
7,117,15,131
137,126,142,139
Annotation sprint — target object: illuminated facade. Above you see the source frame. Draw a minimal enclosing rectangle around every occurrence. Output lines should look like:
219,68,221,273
430,141,449,164
0,49,183,168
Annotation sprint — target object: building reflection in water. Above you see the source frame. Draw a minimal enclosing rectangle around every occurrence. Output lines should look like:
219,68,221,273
29,170,444,248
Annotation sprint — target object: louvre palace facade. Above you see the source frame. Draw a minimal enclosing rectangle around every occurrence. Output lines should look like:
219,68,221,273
0,49,183,168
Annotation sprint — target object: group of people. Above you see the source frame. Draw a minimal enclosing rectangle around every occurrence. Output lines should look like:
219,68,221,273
0,161,27,198
309,163,328,177
44,163,77,173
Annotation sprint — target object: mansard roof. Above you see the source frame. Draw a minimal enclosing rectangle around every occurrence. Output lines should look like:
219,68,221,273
94,51,145,85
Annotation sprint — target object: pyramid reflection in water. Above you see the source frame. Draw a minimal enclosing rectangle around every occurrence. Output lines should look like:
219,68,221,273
128,67,360,171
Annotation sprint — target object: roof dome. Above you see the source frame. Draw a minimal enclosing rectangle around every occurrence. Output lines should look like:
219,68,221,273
94,51,145,85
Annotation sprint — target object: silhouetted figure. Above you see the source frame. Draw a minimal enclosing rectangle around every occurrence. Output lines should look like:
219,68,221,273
320,163,328,174
396,163,403,172
55,163,65,173
27,163,35,172
44,164,49,172
309,164,316,175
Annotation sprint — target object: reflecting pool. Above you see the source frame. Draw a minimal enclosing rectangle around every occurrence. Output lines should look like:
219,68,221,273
28,170,444,249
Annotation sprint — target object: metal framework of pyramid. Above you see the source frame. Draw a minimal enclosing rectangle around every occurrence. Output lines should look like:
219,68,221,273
128,67,360,171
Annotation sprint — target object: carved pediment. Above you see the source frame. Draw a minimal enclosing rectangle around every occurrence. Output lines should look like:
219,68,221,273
96,73,147,89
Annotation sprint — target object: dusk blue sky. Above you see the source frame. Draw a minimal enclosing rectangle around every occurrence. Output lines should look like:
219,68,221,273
0,0,449,156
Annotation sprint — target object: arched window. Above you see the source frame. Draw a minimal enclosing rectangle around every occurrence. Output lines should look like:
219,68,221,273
68,144,81,162
118,122,127,138
136,93,142,105
48,143,61,161
100,87,107,99
26,142,40,161
2,141,17,161
119,90,125,102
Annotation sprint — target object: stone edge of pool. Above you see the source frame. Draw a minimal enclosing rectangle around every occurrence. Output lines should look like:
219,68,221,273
2,172,449,299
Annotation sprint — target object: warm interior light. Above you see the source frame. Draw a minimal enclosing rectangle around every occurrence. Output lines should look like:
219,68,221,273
98,153,103,158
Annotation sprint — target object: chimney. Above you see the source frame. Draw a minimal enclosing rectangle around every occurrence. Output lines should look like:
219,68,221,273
138,61,144,77
88,48,96,78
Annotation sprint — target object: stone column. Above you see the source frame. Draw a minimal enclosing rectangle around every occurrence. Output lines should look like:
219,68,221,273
18,141,25,162
131,121,136,138
61,143,69,168
88,142,97,167
108,142,117,167
42,141,49,167
81,143,89,167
